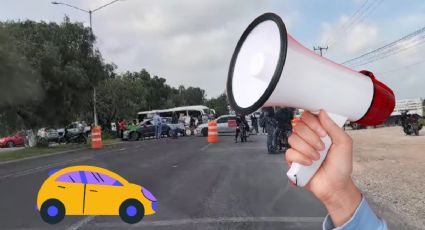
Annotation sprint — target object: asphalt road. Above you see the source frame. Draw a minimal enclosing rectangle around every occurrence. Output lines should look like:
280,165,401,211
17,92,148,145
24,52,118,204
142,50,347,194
0,135,327,230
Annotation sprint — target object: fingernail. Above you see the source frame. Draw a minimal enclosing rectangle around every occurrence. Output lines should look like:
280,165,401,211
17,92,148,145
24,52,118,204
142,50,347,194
316,141,324,150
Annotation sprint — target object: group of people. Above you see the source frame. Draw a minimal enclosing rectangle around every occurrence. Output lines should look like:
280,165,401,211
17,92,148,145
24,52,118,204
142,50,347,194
233,107,294,152
117,112,202,140
260,107,295,154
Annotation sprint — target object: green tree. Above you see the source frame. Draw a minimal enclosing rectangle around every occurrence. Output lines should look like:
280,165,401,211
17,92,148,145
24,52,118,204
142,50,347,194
206,93,228,116
0,18,111,130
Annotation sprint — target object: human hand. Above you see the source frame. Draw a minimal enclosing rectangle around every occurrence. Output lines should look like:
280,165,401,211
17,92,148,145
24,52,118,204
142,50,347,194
285,110,361,226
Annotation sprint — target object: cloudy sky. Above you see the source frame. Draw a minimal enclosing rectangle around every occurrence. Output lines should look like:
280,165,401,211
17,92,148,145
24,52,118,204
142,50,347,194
1,0,424,99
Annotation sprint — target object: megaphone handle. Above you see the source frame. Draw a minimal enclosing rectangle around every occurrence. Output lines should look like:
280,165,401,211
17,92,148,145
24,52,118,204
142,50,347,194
286,112,347,187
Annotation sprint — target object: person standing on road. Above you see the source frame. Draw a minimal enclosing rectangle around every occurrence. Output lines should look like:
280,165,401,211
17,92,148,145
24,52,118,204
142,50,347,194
259,112,266,134
274,107,294,152
171,112,179,139
250,114,258,134
286,110,388,230
235,114,249,143
263,108,277,153
189,115,196,135
118,118,127,139
153,112,162,139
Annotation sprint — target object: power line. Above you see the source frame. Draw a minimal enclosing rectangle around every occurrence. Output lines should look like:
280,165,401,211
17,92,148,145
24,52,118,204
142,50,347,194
349,35,425,67
325,0,383,47
323,0,370,46
342,25,425,66
377,58,425,75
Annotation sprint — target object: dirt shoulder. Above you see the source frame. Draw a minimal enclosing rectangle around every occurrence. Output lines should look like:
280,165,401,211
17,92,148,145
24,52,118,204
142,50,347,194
348,126,425,230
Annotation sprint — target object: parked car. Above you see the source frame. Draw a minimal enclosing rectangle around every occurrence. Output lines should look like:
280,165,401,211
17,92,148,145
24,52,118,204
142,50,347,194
122,119,171,141
162,117,186,136
37,127,65,144
0,131,26,148
196,115,238,137
67,121,91,136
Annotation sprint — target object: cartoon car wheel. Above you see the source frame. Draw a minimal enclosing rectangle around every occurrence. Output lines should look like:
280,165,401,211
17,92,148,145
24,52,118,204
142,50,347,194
119,199,145,224
40,199,65,224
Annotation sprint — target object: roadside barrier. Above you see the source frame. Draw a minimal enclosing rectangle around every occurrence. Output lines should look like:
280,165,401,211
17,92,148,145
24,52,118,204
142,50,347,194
91,126,103,149
208,121,218,143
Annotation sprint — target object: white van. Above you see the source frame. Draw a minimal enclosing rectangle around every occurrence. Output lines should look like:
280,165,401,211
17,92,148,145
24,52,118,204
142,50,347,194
137,105,215,126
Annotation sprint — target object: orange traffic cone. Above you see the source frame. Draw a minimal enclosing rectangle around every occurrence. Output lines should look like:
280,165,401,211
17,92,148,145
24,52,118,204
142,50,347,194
91,126,103,149
207,120,218,143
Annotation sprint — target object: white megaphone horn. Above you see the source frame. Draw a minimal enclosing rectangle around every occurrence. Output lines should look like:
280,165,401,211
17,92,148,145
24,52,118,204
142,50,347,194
226,13,395,187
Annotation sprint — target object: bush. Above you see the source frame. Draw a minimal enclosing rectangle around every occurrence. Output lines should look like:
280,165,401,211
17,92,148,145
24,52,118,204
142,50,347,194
36,137,49,148
101,129,116,140
419,118,425,126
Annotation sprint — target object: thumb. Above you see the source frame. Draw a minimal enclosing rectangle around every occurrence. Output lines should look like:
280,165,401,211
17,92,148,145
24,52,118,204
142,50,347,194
318,110,350,145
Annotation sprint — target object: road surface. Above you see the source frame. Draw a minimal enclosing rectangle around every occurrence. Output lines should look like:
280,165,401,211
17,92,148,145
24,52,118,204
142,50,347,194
0,135,327,229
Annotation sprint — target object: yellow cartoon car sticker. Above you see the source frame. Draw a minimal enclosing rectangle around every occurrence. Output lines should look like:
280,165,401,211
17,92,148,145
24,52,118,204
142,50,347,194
36,165,157,224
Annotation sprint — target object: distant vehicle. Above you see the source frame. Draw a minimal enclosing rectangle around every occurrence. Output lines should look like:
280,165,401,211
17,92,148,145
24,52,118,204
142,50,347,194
37,128,65,144
400,111,422,136
66,121,91,136
122,119,171,141
162,118,186,136
349,122,367,130
63,122,88,144
196,115,239,137
0,131,25,148
37,165,157,224
137,105,215,125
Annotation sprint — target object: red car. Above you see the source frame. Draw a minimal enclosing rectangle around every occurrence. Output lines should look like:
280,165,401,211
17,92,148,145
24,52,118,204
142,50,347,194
0,132,25,148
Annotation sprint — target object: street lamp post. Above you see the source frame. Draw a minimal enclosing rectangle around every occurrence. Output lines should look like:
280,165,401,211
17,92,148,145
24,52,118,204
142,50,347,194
51,0,121,126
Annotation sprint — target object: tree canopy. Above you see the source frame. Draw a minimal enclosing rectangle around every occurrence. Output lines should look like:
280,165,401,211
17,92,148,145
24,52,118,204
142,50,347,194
0,18,228,135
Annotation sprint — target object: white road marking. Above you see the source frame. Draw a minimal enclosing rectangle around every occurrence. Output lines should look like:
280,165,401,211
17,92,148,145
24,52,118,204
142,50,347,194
66,216,96,230
0,156,92,180
92,216,324,228
200,143,212,151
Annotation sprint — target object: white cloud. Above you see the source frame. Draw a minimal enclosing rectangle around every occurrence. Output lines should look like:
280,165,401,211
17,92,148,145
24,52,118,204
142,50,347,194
319,16,379,57
86,0,289,97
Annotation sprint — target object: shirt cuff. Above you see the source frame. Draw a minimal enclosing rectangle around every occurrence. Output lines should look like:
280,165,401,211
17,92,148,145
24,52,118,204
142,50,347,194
322,197,388,230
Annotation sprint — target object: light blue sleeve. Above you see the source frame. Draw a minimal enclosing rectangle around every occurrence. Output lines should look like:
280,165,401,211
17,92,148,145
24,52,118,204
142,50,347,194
323,197,388,230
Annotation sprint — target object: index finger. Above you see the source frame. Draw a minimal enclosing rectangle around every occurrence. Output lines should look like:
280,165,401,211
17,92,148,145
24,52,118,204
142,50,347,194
300,111,327,137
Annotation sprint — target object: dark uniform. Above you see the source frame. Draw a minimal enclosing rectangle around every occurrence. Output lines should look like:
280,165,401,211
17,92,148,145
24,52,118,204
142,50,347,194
235,115,249,143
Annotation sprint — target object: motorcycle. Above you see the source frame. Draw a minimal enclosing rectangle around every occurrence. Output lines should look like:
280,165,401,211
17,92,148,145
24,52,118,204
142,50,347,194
400,111,422,136
64,127,87,144
240,123,249,142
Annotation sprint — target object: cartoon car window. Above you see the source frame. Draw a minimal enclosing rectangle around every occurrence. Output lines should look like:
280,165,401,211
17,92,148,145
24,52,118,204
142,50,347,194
55,171,83,183
83,171,123,186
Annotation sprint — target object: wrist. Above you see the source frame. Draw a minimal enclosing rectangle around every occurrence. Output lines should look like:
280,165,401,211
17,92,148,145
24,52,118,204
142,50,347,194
321,180,362,227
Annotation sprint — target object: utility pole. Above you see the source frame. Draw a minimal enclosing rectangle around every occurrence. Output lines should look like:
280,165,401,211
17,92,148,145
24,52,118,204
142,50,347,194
313,46,328,56
52,0,121,127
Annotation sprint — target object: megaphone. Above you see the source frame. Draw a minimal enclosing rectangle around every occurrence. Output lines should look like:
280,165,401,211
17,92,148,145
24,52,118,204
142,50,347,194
226,13,395,187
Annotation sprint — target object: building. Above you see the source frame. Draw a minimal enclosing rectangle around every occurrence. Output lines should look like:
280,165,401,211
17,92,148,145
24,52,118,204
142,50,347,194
392,98,423,117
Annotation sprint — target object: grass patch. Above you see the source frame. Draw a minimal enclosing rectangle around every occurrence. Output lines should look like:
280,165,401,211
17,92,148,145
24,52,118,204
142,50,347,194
0,138,123,163
0,144,87,162
86,137,122,146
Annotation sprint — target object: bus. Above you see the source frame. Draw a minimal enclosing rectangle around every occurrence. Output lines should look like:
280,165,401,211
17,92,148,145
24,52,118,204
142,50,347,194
137,105,216,125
